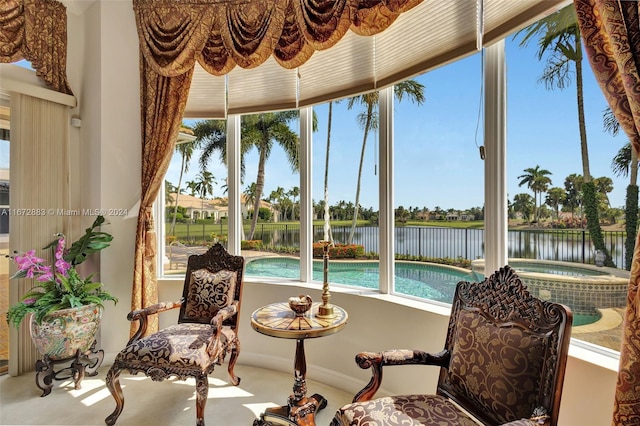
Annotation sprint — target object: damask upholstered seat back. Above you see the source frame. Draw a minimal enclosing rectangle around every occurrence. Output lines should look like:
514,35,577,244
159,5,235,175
438,266,572,425
178,244,245,327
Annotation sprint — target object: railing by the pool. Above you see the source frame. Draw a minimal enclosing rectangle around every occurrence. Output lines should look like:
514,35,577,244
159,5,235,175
167,222,628,269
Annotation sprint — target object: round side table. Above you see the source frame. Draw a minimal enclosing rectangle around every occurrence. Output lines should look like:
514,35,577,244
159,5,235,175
251,302,348,426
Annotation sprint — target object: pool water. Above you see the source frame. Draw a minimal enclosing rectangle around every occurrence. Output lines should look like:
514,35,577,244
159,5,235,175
247,257,482,303
245,257,600,327
246,257,475,303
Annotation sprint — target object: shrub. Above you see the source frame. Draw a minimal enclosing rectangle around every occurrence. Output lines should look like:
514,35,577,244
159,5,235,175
312,243,365,259
241,240,263,250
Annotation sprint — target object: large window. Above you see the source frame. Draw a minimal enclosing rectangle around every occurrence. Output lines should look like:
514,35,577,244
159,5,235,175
157,11,632,355
310,97,381,287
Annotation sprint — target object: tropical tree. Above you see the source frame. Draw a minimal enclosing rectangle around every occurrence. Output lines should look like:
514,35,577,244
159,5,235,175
606,107,639,270
193,170,216,220
346,79,426,243
516,5,612,266
165,180,177,204
185,180,198,197
243,182,257,219
171,128,198,234
563,173,583,216
323,100,336,242
193,111,314,239
517,165,552,222
512,193,535,221
193,120,232,177
288,186,300,221
593,176,614,210
545,187,567,220
241,112,301,239
269,186,287,221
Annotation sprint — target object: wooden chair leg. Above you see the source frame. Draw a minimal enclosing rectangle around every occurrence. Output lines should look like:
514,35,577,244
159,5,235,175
195,374,209,426
227,340,241,386
105,366,124,425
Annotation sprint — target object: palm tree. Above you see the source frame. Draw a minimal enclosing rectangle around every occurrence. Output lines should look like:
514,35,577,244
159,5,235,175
323,101,335,242
165,180,177,205
193,170,216,220
606,108,639,270
242,112,300,239
346,80,426,243
171,132,197,235
517,165,552,222
545,187,566,220
269,186,286,221
288,186,300,220
516,5,612,266
513,193,535,221
563,173,583,217
193,120,232,177
593,176,613,208
243,182,257,220
194,111,313,240
185,180,198,197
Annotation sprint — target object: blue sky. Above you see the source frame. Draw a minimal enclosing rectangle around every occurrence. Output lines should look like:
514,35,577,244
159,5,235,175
168,35,629,212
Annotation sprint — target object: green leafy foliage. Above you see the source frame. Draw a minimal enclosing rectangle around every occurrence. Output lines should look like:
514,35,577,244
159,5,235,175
6,216,117,328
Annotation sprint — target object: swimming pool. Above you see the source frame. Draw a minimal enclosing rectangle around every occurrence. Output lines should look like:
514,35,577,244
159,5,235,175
244,256,601,326
245,256,475,303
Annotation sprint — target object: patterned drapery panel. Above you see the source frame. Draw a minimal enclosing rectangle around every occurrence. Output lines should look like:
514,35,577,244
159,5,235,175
0,0,73,95
574,1,640,424
130,0,421,336
130,63,194,337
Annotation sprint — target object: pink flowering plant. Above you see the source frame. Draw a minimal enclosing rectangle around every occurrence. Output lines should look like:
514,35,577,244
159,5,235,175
6,216,117,328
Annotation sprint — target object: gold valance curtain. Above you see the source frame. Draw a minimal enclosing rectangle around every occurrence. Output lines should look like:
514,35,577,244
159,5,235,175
0,0,73,95
574,0,640,423
130,0,422,337
134,0,422,78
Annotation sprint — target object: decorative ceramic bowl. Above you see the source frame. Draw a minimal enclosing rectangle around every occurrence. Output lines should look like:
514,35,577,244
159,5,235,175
288,295,313,316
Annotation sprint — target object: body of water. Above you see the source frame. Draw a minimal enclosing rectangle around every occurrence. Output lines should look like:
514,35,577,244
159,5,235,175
245,256,599,326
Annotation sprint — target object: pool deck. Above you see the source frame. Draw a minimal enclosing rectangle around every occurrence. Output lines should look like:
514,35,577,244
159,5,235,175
572,307,624,351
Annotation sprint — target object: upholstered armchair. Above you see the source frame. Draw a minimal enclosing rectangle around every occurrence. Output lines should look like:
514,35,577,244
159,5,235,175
105,243,245,426
332,265,572,426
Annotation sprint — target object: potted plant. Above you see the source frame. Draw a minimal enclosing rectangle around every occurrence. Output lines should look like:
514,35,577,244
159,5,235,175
6,215,117,360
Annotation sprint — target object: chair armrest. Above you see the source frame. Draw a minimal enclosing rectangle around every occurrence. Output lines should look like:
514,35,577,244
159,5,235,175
353,349,450,402
206,301,239,357
499,407,550,426
127,299,184,344
209,302,238,327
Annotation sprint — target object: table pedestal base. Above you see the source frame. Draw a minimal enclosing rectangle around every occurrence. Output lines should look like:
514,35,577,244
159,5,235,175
253,393,327,426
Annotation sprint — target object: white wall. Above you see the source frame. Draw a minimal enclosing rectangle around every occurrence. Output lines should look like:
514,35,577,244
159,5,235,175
64,3,618,425
66,0,141,354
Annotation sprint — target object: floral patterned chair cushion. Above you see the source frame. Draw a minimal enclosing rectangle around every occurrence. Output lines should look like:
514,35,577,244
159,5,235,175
332,394,480,425
182,269,237,321
113,323,236,375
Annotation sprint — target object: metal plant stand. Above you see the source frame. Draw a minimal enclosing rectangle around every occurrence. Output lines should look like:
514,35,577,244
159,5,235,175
35,340,104,397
